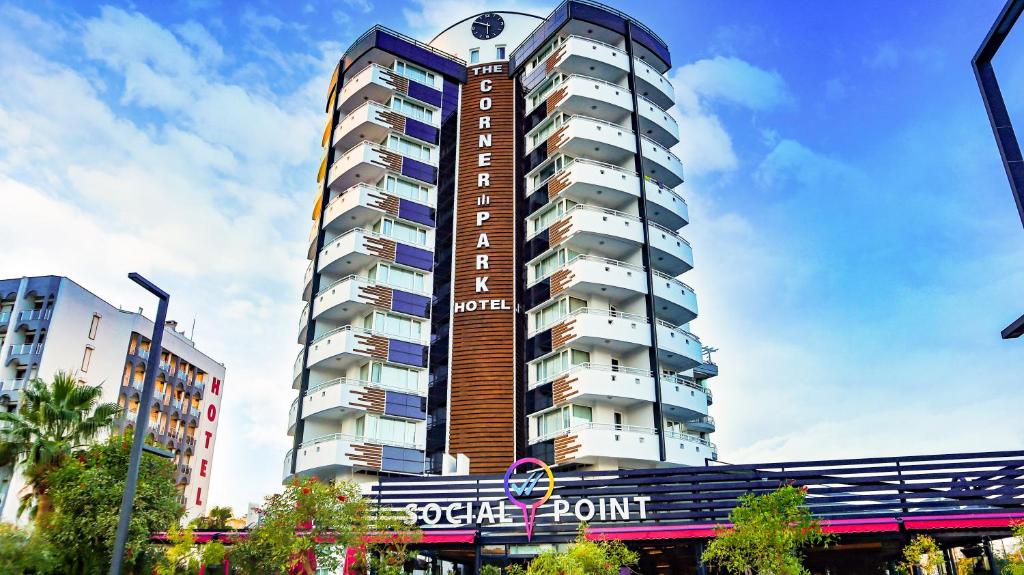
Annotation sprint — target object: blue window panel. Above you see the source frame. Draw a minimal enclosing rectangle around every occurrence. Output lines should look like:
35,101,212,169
401,157,438,185
385,391,427,419
408,81,444,108
405,118,439,145
397,199,435,227
381,446,424,474
395,244,433,271
629,23,671,69
392,290,431,318
441,80,460,121
388,340,428,367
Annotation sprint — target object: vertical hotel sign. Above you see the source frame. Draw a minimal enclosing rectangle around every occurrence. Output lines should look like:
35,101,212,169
450,63,516,473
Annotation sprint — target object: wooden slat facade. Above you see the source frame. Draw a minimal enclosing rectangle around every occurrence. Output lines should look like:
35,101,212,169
449,65,518,473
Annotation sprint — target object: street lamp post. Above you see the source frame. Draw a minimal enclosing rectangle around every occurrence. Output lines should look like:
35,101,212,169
109,273,171,575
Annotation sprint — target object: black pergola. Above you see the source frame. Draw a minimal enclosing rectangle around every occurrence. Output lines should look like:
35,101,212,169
972,0,1024,339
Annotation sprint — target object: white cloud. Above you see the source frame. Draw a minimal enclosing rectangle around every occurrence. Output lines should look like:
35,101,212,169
669,56,791,177
0,6,334,513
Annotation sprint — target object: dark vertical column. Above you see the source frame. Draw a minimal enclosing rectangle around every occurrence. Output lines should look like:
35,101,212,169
984,538,1000,575
426,78,461,473
974,59,1024,229
694,541,708,575
513,70,528,460
291,60,344,475
624,22,667,462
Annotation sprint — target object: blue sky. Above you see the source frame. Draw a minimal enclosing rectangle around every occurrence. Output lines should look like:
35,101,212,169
1,0,1022,515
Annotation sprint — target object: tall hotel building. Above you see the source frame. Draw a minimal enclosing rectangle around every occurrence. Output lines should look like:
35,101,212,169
0,276,226,521
288,0,718,484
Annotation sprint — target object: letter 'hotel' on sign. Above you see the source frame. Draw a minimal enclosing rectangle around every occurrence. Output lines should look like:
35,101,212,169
287,1,720,487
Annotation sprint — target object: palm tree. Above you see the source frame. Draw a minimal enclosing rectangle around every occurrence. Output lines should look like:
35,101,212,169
0,370,120,526
206,505,234,530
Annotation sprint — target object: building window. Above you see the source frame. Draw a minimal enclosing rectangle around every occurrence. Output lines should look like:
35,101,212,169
529,113,565,151
536,404,592,437
81,346,94,373
360,361,421,392
531,198,577,235
393,60,436,88
382,175,430,204
373,217,428,246
496,45,506,60
88,314,101,340
532,248,579,282
528,73,565,110
390,96,435,124
469,48,480,64
533,296,586,331
355,414,418,446
364,311,424,341
369,263,426,292
387,134,432,162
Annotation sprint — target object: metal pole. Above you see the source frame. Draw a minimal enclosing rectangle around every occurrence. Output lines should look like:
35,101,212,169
109,273,170,575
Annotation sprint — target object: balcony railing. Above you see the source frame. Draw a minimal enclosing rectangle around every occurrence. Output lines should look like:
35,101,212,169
17,309,51,321
660,373,706,394
665,429,715,448
528,203,641,241
306,376,424,397
687,415,715,428
8,343,42,355
528,253,644,287
310,324,428,347
0,378,27,391
535,422,657,443
299,432,421,451
532,362,651,388
315,274,432,299
530,307,648,337
652,270,695,295
648,221,692,247
527,157,637,195
655,319,701,342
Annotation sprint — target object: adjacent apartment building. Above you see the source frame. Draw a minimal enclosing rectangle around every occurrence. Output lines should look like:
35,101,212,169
0,276,226,521
287,0,718,485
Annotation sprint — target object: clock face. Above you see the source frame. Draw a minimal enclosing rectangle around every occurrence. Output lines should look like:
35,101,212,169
471,13,505,40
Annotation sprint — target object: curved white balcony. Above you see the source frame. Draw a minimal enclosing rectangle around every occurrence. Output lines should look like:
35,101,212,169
534,205,644,260
322,183,433,238
551,36,630,83
327,141,391,192
287,432,423,479
684,415,716,434
641,136,684,188
660,374,710,418
547,75,633,123
288,377,426,435
297,303,310,344
644,179,689,230
648,222,694,275
532,423,659,466
303,260,315,300
651,270,698,325
633,57,675,110
306,325,426,373
534,308,651,354
536,159,640,207
333,101,400,152
664,431,717,466
548,116,636,165
531,255,645,300
655,320,702,372
312,274,430,327
637,96,679,148
532,363,655,406
318,228,432,278
292,349,304,390
337,63,399,115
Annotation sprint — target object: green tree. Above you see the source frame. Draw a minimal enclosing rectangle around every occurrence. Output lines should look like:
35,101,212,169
507,527,638,575
230,476,372,575
45,434,183,574
0,371,120,526
0,522,56,575
901,535,942,575
700,485,834,575
155,524,197,575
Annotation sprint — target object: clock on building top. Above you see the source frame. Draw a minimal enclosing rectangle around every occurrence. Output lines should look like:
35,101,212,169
472,13,505,40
